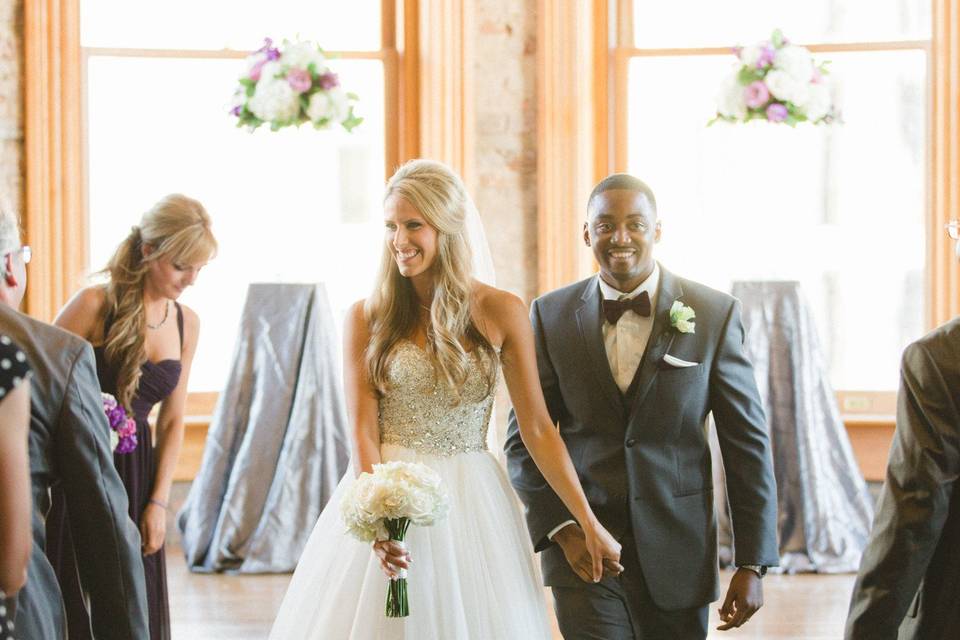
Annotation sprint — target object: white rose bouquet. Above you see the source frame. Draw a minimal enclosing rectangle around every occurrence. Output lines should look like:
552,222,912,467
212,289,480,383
710,29,837,127
231,38,362,132
340,461,449,617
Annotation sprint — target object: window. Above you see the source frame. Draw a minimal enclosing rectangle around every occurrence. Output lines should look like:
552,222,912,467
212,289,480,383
81,1,400,391
612,1,932,391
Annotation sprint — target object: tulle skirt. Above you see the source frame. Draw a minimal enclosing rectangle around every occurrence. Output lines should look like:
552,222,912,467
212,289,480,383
269,444,553,639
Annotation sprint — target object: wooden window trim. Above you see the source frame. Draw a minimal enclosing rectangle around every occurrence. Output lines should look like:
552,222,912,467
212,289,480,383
535,0,600,293
23,0,85,322
597,0,960,396
532,1,960,423
25,1,427,419
415,0,472,184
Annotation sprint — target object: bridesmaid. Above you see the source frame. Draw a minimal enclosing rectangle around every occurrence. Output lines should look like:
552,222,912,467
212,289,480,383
0,334,31,640
46,194,216,640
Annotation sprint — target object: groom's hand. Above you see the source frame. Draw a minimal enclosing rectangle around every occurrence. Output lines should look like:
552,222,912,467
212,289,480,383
553,524,624,582
716,568,763,630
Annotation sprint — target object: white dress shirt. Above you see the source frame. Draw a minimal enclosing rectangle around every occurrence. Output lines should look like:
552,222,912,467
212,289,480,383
598,265,660,394
547,265,661,542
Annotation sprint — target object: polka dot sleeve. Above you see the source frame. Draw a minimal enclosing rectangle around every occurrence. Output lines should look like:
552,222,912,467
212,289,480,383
0,334,30,401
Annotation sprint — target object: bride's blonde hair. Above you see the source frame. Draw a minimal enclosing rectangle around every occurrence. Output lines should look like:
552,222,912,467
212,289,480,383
365,159,495,399
102,194,217,410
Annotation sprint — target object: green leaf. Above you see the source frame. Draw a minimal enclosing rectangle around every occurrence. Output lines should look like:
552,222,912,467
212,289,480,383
737,67,762,85
342,107,363,132
771,29,784,48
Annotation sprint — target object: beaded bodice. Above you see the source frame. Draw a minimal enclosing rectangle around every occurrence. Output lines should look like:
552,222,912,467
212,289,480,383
378,341,497,456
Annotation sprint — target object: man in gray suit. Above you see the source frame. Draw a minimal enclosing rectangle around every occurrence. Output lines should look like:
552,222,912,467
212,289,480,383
506,174,779,638
0,202,147,639
845,219,960,639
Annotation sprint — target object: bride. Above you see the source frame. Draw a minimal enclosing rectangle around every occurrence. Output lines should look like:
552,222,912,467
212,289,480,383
270,159,621,639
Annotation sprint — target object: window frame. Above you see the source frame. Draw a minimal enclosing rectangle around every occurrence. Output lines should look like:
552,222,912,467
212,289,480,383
602,0,957,410
25,0,477,435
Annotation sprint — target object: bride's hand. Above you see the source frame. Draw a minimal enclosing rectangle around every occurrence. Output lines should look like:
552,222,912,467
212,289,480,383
373,540,410,579
582,520,622,583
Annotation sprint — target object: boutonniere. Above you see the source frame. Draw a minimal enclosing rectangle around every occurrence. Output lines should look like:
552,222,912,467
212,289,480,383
669,301,696,334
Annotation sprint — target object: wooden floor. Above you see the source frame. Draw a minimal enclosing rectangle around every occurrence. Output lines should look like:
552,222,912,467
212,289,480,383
167,544,856,639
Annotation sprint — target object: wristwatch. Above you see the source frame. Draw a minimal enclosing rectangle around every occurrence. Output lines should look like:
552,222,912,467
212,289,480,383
739,564,766,578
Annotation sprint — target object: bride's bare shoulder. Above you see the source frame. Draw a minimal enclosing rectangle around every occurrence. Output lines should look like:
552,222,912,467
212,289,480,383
344,298,372,340
473,282,528,331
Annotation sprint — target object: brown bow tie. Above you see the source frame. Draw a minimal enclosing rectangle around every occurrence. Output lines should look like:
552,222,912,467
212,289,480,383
602,291,651,324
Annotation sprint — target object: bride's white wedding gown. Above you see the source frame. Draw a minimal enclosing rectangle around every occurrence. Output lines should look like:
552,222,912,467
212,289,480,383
269,341,552,639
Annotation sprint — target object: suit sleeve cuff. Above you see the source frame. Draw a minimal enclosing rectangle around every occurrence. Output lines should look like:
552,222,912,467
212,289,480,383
546,520,577,541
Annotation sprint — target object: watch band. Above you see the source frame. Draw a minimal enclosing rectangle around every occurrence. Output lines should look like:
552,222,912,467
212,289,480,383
739,564,766,578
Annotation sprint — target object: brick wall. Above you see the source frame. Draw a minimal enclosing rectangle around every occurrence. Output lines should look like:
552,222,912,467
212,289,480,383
472,0,538,303
0,0,22,217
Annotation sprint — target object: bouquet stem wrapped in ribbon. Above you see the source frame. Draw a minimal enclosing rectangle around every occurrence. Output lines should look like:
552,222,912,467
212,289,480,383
383,517,412,617
340,461,449,618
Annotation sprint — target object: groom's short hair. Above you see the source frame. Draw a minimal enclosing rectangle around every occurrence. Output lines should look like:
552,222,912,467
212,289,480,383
587,174,658,216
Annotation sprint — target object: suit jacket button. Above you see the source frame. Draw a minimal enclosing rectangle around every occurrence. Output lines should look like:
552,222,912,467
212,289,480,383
625,438,637,448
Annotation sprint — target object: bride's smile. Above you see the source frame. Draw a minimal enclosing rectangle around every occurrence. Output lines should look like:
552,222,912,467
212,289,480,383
384,193,438,279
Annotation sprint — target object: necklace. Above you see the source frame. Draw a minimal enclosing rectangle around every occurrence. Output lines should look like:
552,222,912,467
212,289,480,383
146,300,171,330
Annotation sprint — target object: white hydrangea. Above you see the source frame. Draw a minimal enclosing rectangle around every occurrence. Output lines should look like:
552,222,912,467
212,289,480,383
257,61,283,83
738,45,764,68
716,71,747,120
248,77,300,123
307,87,349,124
774,44,814,83
281,41,325,71
765,69,810,106
802,82,832,122
340,461,448,542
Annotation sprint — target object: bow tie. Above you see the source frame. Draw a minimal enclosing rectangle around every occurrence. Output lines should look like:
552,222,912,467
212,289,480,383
602,291,651,324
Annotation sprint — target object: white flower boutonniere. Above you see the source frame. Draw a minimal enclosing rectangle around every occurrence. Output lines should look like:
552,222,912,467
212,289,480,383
669,301,696,334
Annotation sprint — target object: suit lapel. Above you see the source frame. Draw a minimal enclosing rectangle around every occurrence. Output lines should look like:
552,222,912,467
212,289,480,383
627,267,684,418
575,278,626,419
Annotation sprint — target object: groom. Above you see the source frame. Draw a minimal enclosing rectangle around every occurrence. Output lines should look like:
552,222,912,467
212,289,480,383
506,174,778,638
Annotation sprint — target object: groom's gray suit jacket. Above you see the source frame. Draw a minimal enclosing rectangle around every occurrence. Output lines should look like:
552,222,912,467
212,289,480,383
0,304,148,640
506,267,779,610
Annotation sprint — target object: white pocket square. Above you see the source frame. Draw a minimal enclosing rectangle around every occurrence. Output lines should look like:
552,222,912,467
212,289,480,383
662,353,700,368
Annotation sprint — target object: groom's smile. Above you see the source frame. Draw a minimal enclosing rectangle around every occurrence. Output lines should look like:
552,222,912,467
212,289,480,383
584,187,661,293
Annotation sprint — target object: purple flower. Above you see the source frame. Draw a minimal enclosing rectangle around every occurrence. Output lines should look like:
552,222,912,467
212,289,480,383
256,38,281,61
101,392,138,454
317,71,340,90
766,103,789,122
744,81,770,109
249,58,268,82
756,44,775,68
106,405,126,429
287,68,312,94
119,417,137,438
115,434,138,455
231,104,242,116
